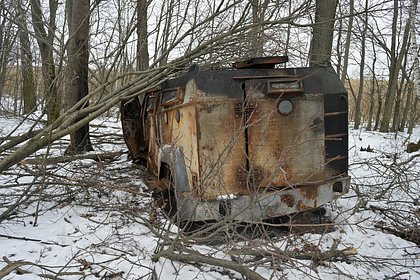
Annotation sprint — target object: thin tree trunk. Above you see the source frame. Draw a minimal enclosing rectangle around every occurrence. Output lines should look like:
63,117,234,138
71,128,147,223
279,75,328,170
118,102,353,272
380,0,415,132
366,54,376,131
399,80,413,131
340,0,354,83
0,3,15,107
407,96,418,134
411,0,420,100
392,51,409,132
17,0,36,114
354,0,368,129
373,79,383,131
29,0,60,124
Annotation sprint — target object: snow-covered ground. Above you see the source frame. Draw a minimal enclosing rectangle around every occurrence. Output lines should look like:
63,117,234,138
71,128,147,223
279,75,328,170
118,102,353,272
0,113,419,280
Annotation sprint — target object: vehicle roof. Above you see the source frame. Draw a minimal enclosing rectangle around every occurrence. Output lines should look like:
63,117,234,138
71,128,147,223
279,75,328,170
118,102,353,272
161,65,346,98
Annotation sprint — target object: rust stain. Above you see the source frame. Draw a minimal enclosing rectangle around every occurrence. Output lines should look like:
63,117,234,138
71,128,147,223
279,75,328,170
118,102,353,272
236,166,265,192
299,185,319,210
281,194,295,207
300,185,318,200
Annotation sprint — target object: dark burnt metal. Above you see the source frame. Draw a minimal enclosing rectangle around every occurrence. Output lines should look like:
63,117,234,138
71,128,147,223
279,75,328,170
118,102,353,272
233,56,289,69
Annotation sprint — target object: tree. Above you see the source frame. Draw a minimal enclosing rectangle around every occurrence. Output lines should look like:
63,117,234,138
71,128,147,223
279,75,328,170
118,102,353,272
340,0,354,83
65,0,93,154
29,0,60,124
136,0,149,72
353,0,368,129
17,0,36,114
250,0,269,57
366,43,377,131
309,0,338,67
0,0,16,108
379,0,413,132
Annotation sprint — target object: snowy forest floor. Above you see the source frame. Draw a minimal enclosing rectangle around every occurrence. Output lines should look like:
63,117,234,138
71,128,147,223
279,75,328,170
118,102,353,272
0,113,419,280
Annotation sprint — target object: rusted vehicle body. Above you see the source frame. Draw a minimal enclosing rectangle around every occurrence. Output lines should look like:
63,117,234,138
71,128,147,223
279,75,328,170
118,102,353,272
121,56,350,222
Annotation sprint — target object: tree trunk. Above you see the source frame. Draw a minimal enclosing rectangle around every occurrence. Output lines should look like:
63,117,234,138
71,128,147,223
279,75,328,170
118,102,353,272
29,0,60,124
136,0,149,71
0,3,15,108
17,0,36,114
366,52,376,131
392,51,409,132
373,79,382,131
379,0,415,132
411,0,420,101
65,0,93,154
340,0,354,83
353,0,368,129
250,0,268,57
407,96,418,134
121,0,150,160
309,0,338,67
399,80,413,131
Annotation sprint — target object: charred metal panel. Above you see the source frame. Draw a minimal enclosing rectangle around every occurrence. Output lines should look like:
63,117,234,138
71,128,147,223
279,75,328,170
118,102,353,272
233,56,288,69
196,99,247,200
121,98,145,160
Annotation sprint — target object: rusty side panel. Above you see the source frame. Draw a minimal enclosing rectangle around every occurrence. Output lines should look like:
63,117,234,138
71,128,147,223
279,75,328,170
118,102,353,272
246,87,325,188
196,99,247,200
159,103,200,188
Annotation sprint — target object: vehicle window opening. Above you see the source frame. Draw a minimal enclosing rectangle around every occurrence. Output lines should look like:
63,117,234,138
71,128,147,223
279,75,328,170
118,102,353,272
122,98,141,119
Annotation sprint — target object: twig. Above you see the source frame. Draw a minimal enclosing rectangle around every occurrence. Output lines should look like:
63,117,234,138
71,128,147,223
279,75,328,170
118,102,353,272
0,234,68,247
0,256,84,280
19,151,124,165
153,248,266,280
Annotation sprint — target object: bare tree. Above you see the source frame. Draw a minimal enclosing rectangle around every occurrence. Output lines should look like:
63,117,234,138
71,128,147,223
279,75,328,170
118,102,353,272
136,0,149,71
353,0,368,129
399,66,414,131
340,0,354,83
29,0,60,124
17,0,36,114
0,0,16,108
65,0,93,154
250,0,269,56
366,44,377,131
379,0,414,132
309,0,338,67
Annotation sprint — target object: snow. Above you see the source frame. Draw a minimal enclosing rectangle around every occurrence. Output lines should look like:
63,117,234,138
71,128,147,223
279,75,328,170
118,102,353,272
0,114,419,280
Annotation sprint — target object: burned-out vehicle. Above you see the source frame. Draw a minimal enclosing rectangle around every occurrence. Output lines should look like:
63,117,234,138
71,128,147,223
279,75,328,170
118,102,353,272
121,56,350,222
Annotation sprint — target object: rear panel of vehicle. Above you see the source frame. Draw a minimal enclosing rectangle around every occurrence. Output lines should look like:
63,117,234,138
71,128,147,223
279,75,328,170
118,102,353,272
192,67,348,200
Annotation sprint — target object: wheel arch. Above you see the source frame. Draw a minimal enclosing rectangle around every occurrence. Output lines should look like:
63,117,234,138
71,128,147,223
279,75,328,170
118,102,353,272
158,145,190,193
